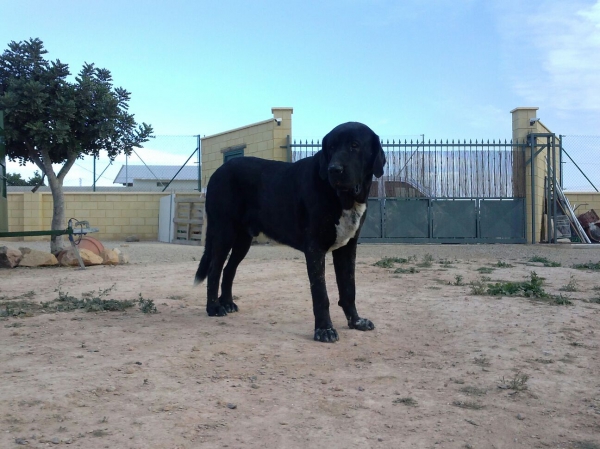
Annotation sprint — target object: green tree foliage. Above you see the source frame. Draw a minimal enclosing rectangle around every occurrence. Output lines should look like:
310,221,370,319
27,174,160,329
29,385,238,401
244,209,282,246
6,170,45,186
0,38,153,252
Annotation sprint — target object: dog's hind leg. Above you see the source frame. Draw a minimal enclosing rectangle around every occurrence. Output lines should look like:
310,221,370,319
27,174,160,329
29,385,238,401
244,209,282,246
205,227,236,317
218,231,252,313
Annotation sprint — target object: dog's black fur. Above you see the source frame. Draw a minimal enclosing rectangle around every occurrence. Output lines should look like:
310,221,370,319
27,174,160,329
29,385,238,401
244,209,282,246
195,122,386,342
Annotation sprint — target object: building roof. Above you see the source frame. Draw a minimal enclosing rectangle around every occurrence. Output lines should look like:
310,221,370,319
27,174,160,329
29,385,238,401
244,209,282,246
113,165,199,184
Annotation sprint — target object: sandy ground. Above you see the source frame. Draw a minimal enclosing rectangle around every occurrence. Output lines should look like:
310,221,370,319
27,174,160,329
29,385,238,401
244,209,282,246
1,240,600,449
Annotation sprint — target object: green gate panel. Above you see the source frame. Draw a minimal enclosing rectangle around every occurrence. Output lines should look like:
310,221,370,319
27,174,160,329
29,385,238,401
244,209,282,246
480,199,525,239
432,200,476,238
384,199,429,238
360,199,382,238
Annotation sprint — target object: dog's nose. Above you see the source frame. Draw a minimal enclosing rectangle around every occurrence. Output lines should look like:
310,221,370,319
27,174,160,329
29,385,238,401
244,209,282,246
328,163,344,175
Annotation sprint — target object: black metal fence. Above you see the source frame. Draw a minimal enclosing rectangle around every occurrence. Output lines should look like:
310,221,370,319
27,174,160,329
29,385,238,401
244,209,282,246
291,139,527,198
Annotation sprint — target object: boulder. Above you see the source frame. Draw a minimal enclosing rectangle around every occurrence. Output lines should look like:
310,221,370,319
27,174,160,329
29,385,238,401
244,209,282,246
19,250,59,267
0,246,22,268
113,248,130,264
58,248,104,267
101,249,120,265
125,235,140,242
18,247,32,255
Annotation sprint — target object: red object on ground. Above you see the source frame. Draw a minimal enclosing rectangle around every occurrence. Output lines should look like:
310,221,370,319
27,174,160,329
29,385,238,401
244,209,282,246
77,236,105,256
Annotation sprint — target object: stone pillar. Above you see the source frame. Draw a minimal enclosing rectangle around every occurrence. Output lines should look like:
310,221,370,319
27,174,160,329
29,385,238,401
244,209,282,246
511,107,548,243
271,107,293,162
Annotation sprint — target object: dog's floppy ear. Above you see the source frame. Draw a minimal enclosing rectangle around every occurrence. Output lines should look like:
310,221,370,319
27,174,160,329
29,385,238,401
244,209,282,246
318,134,330,180
372,133,386,178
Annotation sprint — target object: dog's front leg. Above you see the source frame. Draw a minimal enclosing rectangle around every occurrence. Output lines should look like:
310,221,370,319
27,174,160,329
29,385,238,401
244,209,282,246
332,239,375,332
305,248,338,342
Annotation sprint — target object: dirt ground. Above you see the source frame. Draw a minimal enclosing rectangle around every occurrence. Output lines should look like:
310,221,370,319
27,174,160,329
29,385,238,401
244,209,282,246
1,241,600,449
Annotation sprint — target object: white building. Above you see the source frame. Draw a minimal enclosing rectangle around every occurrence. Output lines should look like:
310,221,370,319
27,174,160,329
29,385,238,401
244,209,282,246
113,165,199,191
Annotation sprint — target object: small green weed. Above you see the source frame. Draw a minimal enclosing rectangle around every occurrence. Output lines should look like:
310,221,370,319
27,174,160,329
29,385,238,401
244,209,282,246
417,253,434,268
496,261,514,268
453,275,465,286
528,256,561,267
559,275,579,292
473,356,490,367
487,272,546,298
45,284,135,312
460,386,487,396
499,372,529,391
392,397,418,407
373,257,410,268
439,259,455,268
572,261,600,271
394,267,419,274
485,272,573,304
476,267,494,274
527,358,554,364
0,300,38,317
469,280,487,296
552,294,573,305
138,294,157,314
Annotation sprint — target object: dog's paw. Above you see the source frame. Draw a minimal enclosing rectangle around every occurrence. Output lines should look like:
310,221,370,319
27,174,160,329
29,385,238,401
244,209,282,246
206,305,228,317
348,317,375,331
221,301,238,313
314,328,339,343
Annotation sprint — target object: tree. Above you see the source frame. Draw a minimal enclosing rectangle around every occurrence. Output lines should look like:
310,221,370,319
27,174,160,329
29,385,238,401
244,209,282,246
0,38,153,252
6,170,45,186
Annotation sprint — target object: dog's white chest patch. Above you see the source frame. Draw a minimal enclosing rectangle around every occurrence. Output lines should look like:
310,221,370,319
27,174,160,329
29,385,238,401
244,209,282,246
329,202,366,252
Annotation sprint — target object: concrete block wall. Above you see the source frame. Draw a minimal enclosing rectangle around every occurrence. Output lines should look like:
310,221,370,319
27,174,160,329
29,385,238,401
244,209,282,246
201,107,293,189
564,193,600,219
6,191,170,241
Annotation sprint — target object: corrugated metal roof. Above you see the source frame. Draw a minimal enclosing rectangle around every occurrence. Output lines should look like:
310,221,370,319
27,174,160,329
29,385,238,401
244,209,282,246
113,165,199,183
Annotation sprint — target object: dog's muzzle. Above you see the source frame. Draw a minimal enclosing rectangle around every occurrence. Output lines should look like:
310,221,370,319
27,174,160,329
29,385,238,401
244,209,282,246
328,164,361,195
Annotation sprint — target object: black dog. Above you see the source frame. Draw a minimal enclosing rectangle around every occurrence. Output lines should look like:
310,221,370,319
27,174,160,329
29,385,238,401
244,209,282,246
195,122,386,342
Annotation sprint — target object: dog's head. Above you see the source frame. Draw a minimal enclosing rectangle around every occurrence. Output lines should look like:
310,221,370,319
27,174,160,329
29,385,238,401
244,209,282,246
318,122,386,197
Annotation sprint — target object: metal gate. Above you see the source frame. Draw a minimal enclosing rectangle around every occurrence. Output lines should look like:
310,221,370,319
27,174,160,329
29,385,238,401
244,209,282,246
360,197,525,243
290,138,527,244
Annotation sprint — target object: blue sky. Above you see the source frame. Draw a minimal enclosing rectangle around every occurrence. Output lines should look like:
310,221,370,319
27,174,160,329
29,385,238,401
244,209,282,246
2,0,599,186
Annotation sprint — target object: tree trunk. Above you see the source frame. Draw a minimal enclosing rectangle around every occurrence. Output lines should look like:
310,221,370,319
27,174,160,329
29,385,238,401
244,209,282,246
27,147,77,254
47,175,66,254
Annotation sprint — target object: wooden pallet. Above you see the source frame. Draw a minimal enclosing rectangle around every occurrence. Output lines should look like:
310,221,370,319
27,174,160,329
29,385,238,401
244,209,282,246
173,196,204,245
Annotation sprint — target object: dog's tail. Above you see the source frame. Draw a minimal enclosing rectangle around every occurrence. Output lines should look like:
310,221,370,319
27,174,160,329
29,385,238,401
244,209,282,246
194,241,211,285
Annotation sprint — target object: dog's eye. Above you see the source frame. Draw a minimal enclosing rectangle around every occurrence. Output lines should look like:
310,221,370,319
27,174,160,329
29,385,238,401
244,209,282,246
350,142,359,151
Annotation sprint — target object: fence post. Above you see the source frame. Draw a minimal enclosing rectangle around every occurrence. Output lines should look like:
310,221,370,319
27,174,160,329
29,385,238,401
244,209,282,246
197,135,202,192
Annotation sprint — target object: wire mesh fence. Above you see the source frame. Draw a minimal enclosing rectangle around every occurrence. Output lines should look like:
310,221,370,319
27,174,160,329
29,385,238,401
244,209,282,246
5,135,200,192
561,135,600,192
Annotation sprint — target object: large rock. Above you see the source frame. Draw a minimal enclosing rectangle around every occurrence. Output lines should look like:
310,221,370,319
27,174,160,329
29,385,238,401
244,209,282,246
113,248,130,264
101,249,120,265
58,248,104,267
19,250,59,267
0,246,23,268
